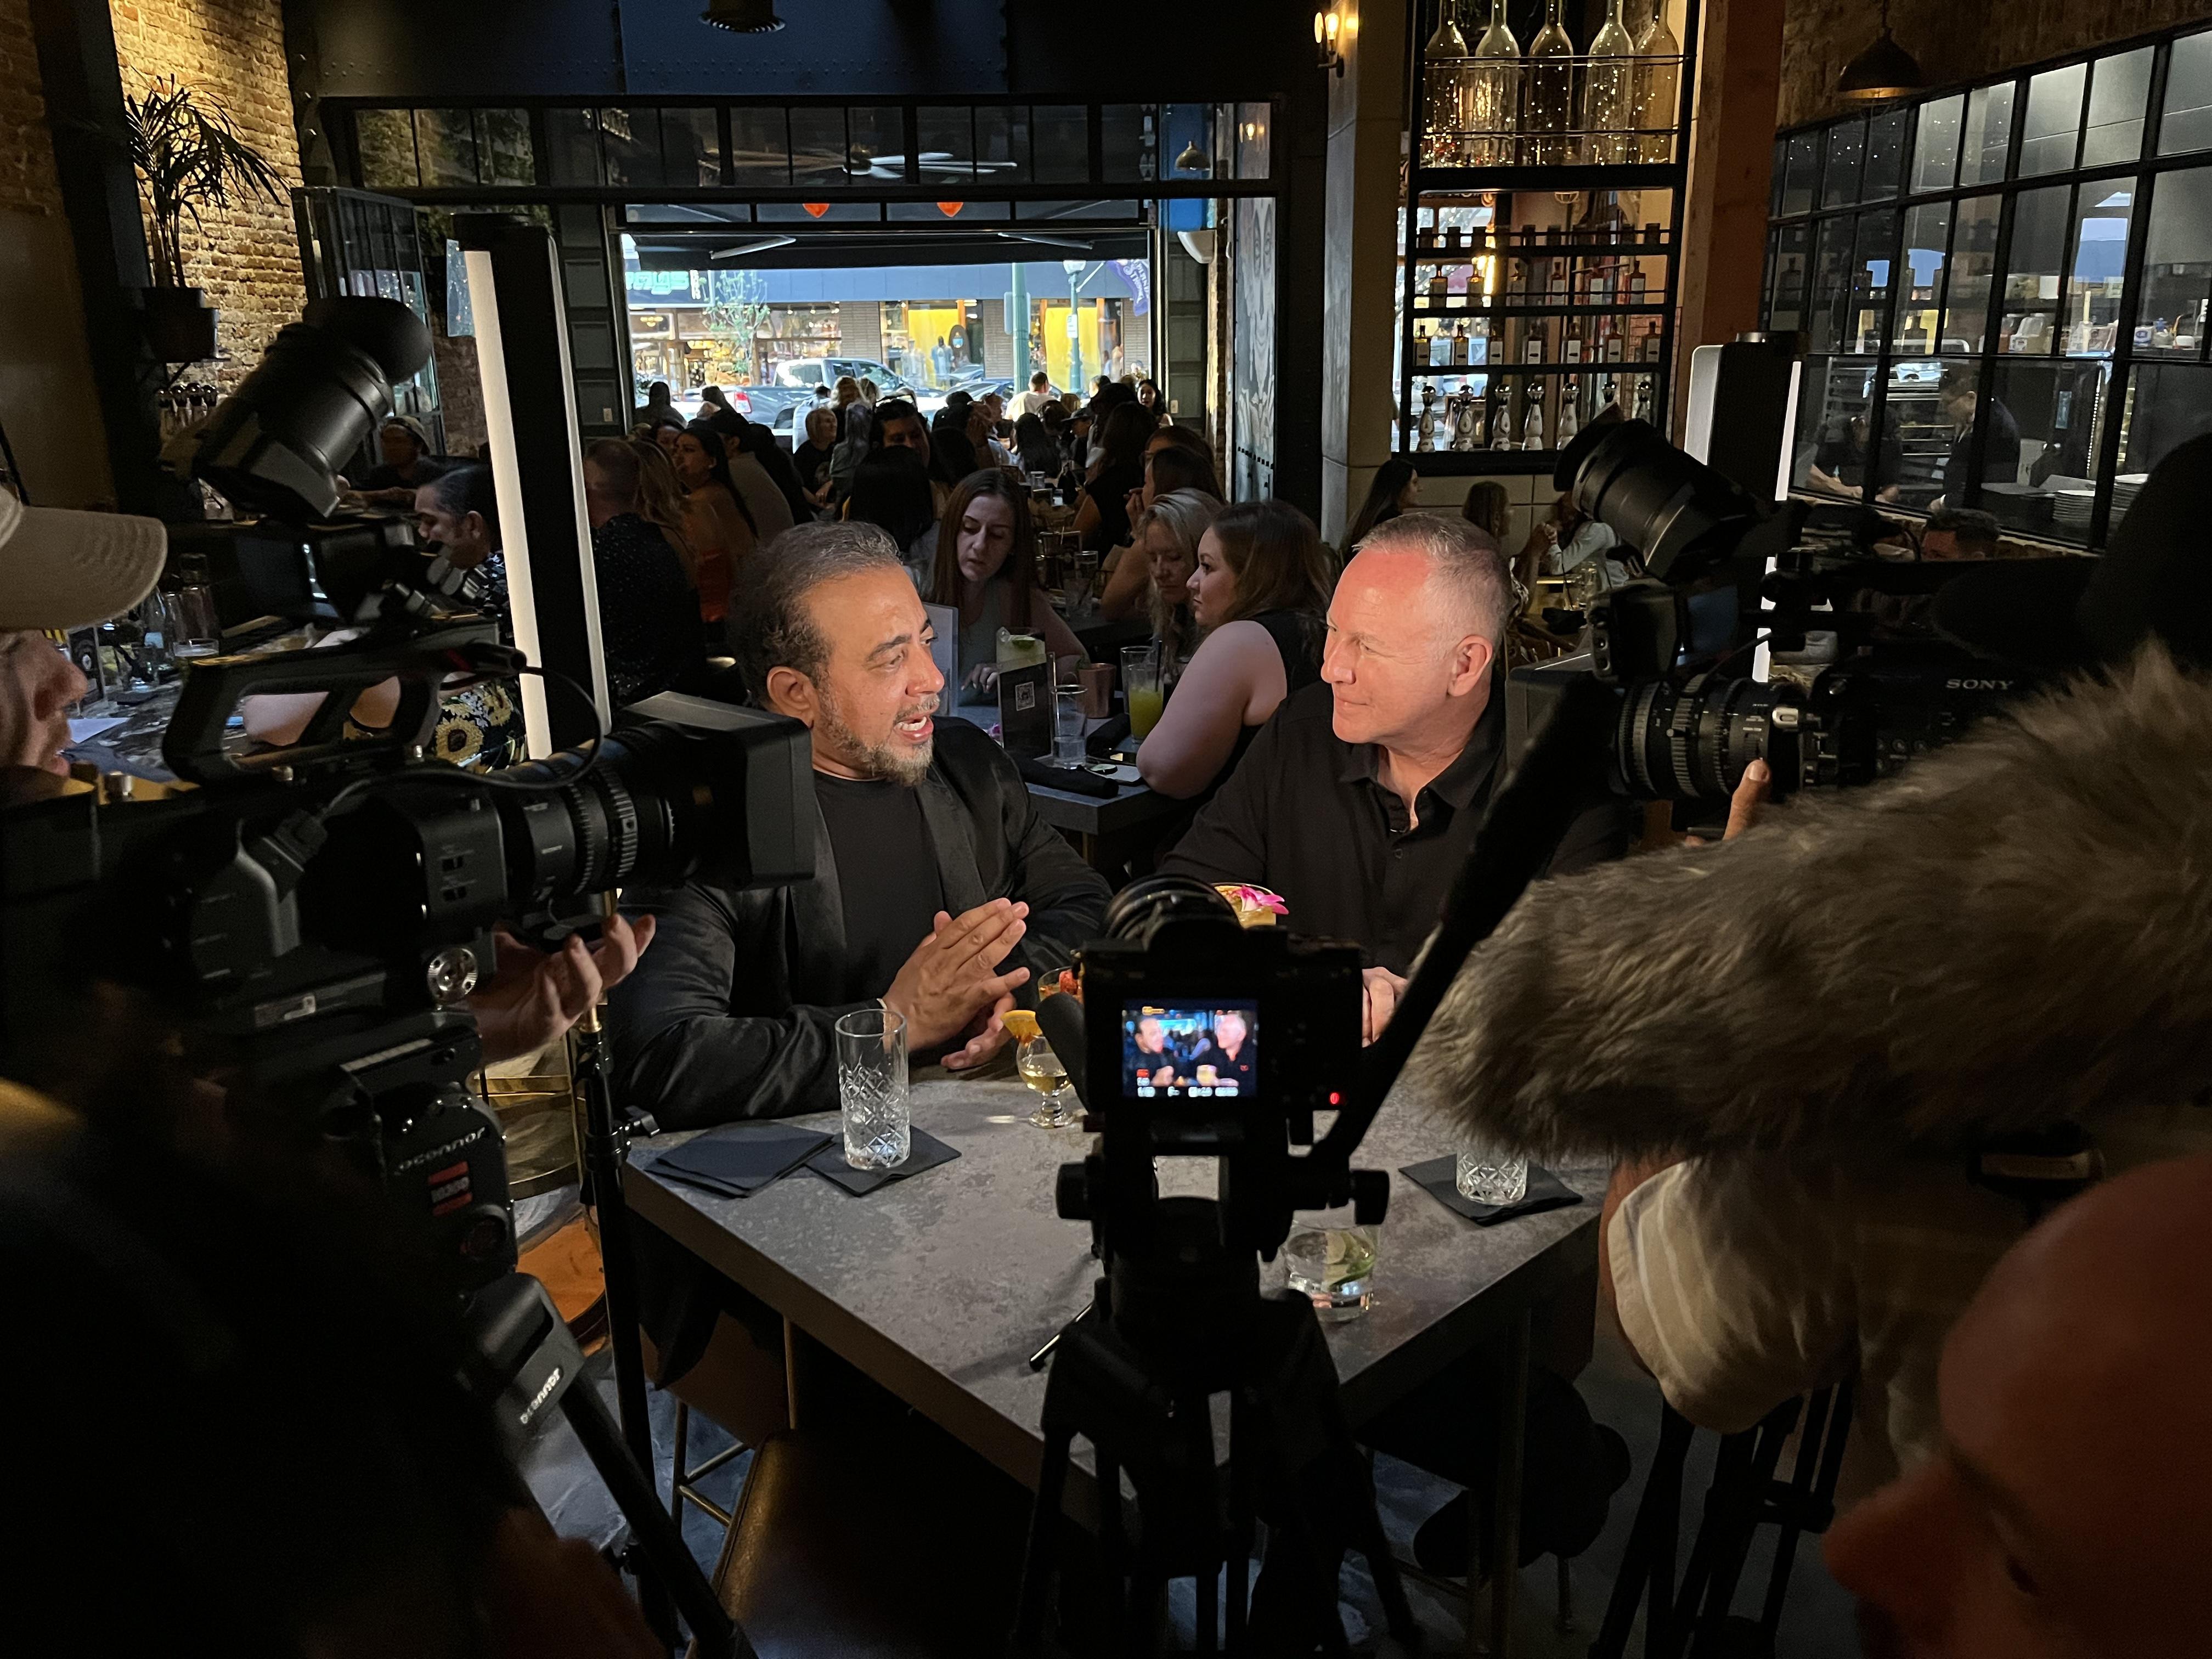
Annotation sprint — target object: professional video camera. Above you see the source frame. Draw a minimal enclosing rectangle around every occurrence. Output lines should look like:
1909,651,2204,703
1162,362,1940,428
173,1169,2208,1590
1510,415,2053,807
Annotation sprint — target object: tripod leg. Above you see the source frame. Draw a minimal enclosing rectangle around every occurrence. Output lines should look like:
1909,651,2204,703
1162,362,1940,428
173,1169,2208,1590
1197,1559,1217,1653
1477,1308,1532,1659
561,1379,752,1659
1014,1427,1075,1646
1097,1452,1130,1655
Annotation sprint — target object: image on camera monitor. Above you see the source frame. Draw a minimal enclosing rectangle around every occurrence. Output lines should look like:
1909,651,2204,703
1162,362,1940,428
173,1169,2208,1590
1121,1001,1259,1100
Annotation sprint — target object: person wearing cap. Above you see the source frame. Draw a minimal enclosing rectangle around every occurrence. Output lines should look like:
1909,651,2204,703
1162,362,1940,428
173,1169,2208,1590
345,415,440,508
1398,431,2212,1515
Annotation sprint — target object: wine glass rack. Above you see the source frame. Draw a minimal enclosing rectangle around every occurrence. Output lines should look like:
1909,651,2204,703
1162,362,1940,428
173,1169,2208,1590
1396,0,1703,475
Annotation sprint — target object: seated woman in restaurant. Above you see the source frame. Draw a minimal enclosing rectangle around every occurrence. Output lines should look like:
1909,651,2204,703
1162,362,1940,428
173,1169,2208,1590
1013,411,1062,479
1132,489,1218,689
928,469,1086,697
1346,455,1419,549
793,404,840,507
1072,402,1154,554
671,419,756,640
707,409,796,543
1135,499,1331,801
1098,444,1226,622
849,445,940,592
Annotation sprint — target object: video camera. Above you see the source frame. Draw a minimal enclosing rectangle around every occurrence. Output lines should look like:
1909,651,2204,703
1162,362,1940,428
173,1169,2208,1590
1510,416,2049,806
1,296,814,1298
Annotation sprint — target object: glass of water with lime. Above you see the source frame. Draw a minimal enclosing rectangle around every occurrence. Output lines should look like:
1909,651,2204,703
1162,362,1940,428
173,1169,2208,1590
1283,1202,1380,1320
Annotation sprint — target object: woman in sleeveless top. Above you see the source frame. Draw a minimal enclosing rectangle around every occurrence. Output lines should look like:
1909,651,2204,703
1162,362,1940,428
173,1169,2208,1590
1136,499,1331,800
929,469,1086,698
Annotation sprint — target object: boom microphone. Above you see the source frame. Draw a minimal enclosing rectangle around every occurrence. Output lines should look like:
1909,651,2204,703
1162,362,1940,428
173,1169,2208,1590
1036,992,1088,1110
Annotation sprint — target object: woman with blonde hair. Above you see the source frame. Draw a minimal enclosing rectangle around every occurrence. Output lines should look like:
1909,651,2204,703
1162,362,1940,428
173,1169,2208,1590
625,437,697,583
1132,489,1219,685
1136,499,1330,800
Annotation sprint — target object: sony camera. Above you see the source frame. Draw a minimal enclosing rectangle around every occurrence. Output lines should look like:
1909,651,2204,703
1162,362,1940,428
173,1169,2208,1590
1508,417,2046,807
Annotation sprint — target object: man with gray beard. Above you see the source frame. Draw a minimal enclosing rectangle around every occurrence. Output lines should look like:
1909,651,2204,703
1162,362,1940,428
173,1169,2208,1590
608,521,1110,1126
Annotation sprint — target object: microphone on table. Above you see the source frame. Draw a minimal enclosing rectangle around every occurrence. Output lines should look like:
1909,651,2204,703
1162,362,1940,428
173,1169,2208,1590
1035,990,1089,1111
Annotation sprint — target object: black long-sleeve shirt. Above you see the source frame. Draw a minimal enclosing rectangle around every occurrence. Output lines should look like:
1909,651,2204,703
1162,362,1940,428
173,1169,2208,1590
1161,680,1629,974
589,513,702,704
607,719,1110,1126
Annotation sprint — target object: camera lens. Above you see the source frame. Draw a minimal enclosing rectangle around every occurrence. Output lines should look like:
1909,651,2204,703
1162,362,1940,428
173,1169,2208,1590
1616,674,1796,802
1103,874,1238,945
1556,418,1759,580
498,734,687,908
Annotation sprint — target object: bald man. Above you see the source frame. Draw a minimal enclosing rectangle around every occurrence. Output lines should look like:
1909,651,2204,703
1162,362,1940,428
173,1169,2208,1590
1164,515,1629,1037
1825,1154,2212,1657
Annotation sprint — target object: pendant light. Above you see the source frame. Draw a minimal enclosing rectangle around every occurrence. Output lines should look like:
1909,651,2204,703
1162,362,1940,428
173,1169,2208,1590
701,0,785,32
1836,0,1923,101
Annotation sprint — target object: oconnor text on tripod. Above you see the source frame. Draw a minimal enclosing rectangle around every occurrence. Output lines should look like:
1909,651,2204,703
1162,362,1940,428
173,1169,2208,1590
1011,678,1622,1654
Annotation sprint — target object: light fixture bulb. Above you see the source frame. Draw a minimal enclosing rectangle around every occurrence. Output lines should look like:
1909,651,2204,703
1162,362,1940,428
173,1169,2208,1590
1315,9,1327,43
700,0,785,31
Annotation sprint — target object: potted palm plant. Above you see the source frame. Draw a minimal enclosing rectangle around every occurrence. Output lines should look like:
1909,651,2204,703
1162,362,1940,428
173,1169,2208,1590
122,76,286,363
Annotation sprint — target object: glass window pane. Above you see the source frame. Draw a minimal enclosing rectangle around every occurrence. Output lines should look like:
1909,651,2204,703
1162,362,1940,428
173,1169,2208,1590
2119,363,2212,485
788,108,848,185
1163,103,1214,180
1862,109,1906,198
916,107,973,179
2080,47,2152,168
2160,29,2212,157
545,109,602,186
2063,183,2131,354
600,108,664,187
757,200,878,222
1237,101,1272,180
1781,131,1820,216
1984,359,2109,540
356,109,419,189
1033,105,1088,183
662,109,721,187
1959,82,2017,187
1792,357,1880,496
1945,193,2002,353
2019,62,2085,176
1883,356,1974,506
1848,209,1899,353
1821,119,1865,208
1768,221,1810,334
976,106,1027,181
1770,137,1787,217
1912,94,1962,192
474,109,533,186
1099,105,1156,183
413,109,478,187
1894,201,1951,354
729,108,790,183
1807,216,1858,353
2000,184,2070,355
2141,167,2212,359
886,199,1010,220
849,107,905,182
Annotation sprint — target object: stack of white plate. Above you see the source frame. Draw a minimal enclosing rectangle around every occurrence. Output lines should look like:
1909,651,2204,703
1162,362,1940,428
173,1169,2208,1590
2112,473,2148,517
2051,488,2096,532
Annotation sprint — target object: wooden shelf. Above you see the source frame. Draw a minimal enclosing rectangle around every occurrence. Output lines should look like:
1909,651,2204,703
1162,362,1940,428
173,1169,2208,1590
1390,450,1566,476
1408,360,1665,375
1410,302,1670,319
1412,163,1686,194
1409,240,1677,261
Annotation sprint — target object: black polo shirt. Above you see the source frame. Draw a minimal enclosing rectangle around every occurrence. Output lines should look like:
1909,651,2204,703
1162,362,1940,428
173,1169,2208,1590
1160,679,1628,973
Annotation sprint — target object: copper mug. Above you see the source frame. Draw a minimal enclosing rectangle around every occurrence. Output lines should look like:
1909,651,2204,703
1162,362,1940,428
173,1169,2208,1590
1078,662,1115,720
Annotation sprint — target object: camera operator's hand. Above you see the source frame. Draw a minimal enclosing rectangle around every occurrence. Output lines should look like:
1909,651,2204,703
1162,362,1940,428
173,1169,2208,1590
1362,966,1408,1046
882,899,1032,1053
1683,759,1771,848
468,915,656,1065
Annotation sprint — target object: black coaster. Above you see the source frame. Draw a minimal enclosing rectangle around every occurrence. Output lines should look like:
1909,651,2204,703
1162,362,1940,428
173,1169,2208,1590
806,1127,962,1195
649,1122,832,1198
1401,1156,1583,1225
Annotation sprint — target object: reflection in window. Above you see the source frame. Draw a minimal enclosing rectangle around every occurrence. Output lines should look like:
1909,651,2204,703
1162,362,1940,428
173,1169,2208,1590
850,108,907,182
545,109,601,186
1099,105,1156,182
476,110,534,186
414,109,478,187
728,108,790,183
600,109,664,188
1781,131,1819,216
787,108,848,185
2064,186,2131,354
2141,167,2212,358
1237,102,1272,180
1770,138,1787,217
1885,357,1977,506
1945,194,2002,353
1806,216,1858,353
1894,202,1950,355
1862,109,1906,198
1163,104,1214,179
2081,48,2152,168
1032,106,1089,182
1959,82,2017,187
915,108,973,178
1795,358,1892,501
1986,359,2111,540
2019,63,2085,176
1768,222,1810,333
1912,95,1962,192
1999,184,2070,355
1848,210,1898,353
2162,29,2212,156
2121,363,2212,480
1822,120,1865,209
357,109,419,189
658,110,720,188
976,106,1028,180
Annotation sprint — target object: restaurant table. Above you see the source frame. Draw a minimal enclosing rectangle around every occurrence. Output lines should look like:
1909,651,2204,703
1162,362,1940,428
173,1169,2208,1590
955,693,1185,871
625,1077,1605,1654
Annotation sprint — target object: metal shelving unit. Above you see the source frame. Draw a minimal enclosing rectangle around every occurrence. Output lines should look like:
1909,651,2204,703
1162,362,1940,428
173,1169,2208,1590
1396,0,1701,475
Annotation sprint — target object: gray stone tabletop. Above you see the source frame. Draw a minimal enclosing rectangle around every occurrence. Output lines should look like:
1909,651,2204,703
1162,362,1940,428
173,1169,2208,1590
624,1078,1604,1493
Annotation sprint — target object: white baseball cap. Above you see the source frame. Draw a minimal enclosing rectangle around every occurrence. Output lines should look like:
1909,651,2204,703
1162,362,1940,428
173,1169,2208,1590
0,489,168,631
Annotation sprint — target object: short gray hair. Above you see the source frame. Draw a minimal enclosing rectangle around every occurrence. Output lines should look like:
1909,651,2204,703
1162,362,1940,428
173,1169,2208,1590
733,520,904,701
1355,512,1509,648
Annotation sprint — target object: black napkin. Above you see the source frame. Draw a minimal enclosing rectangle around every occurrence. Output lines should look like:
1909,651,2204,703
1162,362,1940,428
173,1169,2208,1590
1401,1156,1583,1225
1085,714,1131,757
805,1127,962,1195
1014,752,1121,798
648,1123,833,1199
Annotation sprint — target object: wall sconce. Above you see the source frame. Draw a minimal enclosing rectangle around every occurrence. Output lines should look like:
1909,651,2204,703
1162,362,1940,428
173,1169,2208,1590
1314,8,1345,77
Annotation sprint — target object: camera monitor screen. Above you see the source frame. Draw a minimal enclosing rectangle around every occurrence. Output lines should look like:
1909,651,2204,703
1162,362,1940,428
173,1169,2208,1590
1121,1001,1259,1099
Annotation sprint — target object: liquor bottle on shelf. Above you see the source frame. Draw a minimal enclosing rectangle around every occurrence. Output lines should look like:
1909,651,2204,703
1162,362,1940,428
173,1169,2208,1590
1629,263,1647,306
1581,0,1638,165
1634,375,1654,421
1633,0,1682,164
1492,380,1514,448
1564,319,1584,365
1548,261,1568,304
1466,0,1523,167
1429,266,1450,304
1421,2,1474,167
1471,317,1491,363
1445,223,1464,252
1452,320,1471,366
1507,259,1527,301
1417,382,1440,452
1556,381,1581,444
1452,388,1482,449
1523,328,1545,366
1526,0,1576,166
1522,390,1545,450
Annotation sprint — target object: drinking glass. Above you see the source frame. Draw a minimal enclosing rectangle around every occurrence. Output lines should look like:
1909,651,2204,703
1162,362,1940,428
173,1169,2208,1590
1282,1203,1380,1320
166,553,221,658
834,1007,910,1170
1121,644,1164,741
1015,1030,1078,1128
1052,687,1087,765
1456,1146,1529,1206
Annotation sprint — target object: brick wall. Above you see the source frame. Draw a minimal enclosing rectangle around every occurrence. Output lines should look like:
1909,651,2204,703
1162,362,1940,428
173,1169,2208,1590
109,0,304,391
1781,0,2209,128
0,0,62,216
